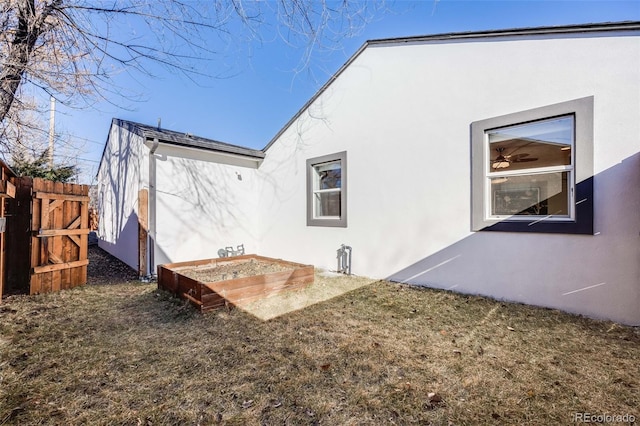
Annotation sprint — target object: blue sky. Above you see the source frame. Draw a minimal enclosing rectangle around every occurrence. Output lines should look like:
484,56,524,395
51,0,640,183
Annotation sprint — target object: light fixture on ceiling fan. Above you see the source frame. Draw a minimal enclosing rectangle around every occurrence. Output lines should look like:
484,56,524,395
492,147,538,170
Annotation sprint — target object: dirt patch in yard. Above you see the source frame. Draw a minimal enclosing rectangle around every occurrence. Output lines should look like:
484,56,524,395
87,245,138,285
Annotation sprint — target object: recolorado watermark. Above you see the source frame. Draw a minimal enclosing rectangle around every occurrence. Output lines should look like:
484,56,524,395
572,412,636,423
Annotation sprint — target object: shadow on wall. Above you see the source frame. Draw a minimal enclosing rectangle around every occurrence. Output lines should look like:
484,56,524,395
152,156,258,265
96,213,138,257
386,152,640,325
256,108,329,220
99,123,142,265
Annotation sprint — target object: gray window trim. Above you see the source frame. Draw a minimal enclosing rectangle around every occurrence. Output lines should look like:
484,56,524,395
471,96,594,234
306,151,347,227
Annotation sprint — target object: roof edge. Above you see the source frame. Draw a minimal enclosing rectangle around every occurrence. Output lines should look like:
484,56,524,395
262,21,640,152
116,118,265,159
144,137,265,160
368,21,640,46
262,42,369,152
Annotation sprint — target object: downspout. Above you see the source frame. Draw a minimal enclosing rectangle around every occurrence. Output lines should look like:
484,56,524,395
148,138,159,277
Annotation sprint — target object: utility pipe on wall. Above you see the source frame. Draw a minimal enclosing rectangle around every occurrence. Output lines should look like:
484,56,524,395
337,244,352,275
148,138,159,277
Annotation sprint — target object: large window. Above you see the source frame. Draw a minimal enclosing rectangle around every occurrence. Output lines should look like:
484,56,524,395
488,116,574,218
471,97,593,234
307,151,347,227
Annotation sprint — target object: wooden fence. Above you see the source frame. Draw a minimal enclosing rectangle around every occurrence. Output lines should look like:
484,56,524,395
5,177,90,295
0,160,16,301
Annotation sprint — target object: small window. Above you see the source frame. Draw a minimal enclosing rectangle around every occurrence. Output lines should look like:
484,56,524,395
471,97,593,234
307,151,347,227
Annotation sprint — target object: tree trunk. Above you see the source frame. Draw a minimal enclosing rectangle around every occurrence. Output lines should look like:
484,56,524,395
0,0,58,123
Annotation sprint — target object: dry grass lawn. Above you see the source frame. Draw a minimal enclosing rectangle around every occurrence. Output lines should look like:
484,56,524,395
0,271,638,425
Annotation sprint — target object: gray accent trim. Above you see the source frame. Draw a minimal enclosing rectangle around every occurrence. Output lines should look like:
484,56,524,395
471,96,594,233
306,151,347,228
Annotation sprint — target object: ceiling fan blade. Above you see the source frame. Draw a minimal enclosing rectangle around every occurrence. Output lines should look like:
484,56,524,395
509,153,531,160
513,157,538,163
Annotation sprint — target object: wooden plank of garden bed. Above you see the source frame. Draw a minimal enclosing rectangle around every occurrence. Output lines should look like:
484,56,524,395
181,292,203,307
157,255,314,312
157,266,177,293
224,280,312,307
177,275,202,301
201,299,227,312
203,266,314,293
200,292,225,306
202,268,314,306
210,278,313,305
248,254,312,269
160,258,220,271
161,254,311,272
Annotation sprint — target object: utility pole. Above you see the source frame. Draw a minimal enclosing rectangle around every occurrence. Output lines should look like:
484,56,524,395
48,96,55,168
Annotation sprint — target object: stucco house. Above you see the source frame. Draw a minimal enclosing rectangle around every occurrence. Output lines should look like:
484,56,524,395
97,21,640,325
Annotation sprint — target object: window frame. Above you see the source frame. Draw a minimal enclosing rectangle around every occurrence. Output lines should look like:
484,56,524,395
485,115,575,221
471,97,594,234
306,151,347,227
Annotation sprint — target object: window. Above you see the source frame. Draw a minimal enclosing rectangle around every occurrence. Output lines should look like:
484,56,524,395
307,151,347,227
471,97,593,234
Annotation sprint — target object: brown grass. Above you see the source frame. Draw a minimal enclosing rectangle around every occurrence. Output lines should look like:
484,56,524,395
0,273,638,425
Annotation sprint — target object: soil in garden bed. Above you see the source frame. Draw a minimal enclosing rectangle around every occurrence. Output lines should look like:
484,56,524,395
176,259,292,283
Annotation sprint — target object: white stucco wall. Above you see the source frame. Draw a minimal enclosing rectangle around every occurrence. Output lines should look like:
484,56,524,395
256,30,640,325
151,145,260,267
97,121,147,270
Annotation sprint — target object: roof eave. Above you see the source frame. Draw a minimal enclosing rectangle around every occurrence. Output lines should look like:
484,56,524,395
368,21,640,46
143,137,265,161
139,128,265,159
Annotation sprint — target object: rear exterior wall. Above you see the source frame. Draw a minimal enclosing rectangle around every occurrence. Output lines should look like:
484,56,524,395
255,31,640,325
151,145,261,267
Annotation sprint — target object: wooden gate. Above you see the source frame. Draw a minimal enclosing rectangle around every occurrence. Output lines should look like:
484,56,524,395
0,160,16,301
5,177,89,295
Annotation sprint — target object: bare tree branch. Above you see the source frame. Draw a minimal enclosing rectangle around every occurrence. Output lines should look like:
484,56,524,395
0,0,386,155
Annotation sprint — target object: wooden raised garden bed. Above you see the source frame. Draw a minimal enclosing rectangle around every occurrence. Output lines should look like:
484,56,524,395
157,254,314,312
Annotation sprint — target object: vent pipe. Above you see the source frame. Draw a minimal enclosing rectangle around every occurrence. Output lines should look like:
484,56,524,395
337,244,352,275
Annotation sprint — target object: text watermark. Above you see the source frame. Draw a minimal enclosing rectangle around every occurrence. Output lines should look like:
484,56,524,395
572,412,636,423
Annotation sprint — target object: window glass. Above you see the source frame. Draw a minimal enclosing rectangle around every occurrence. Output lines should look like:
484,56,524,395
490,171,569,216
316,162,341,190
314,192,341,217
488,116,573,171
486,115,574,220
